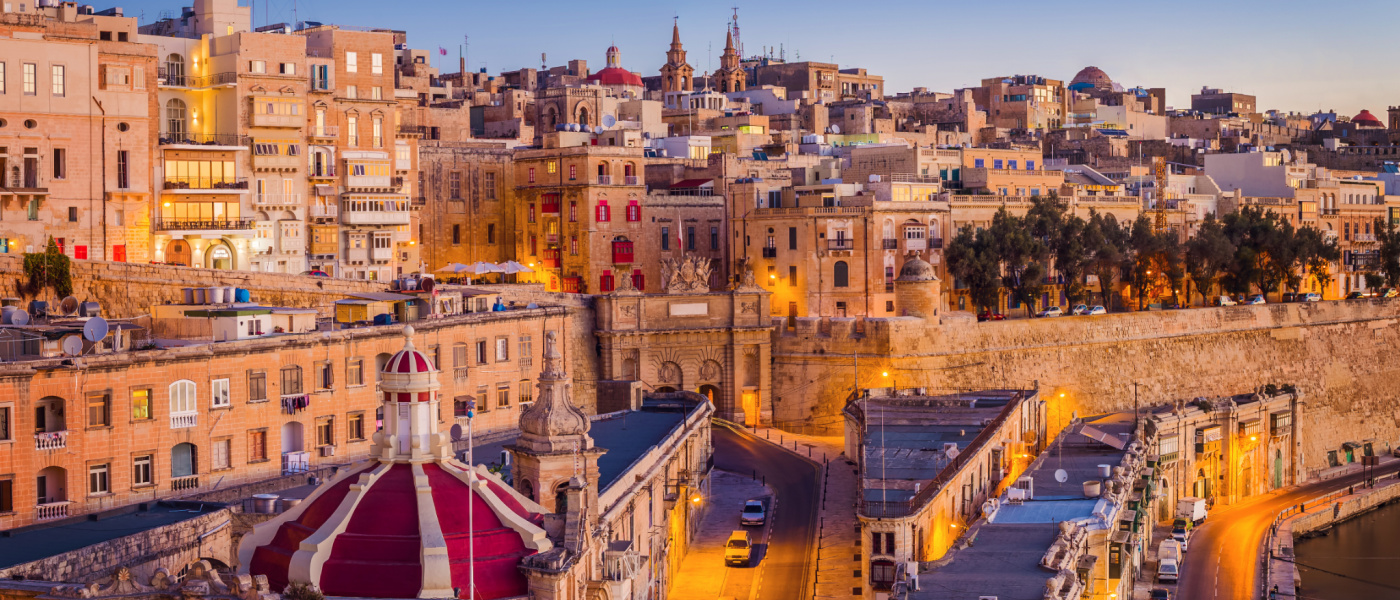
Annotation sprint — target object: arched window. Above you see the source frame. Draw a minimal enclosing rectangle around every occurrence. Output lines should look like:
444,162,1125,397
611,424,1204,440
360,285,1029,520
165,99,188,138
577,106,590,127
164,53,185,80
555,481,570,514
170,380,197,415
834,261,849,288
624,162,636,177
172,442,197,477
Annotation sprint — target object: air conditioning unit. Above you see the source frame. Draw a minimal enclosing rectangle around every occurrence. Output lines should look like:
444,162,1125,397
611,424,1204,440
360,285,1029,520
319,445,336,457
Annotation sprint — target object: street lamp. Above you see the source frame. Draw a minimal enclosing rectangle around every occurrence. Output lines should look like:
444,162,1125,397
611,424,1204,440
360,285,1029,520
690,493,702,505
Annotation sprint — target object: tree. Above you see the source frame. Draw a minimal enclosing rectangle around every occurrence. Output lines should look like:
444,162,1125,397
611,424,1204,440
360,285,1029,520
1375,217,1400,288
946,224,1002,313
989,208,1045,318
1126,215,1165,310
1054,215,1093,306
1162,235,1187,308
1294,225,1339,295
1185,214,1235,305
1086,211,1126,310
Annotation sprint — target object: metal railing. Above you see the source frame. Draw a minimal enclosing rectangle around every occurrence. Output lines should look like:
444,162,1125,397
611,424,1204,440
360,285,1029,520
35,430,68,450
35,501,71,521
309,125,339,138
309,167,338,178
624,176,640,185
253,194,303,206
159,71,237,88
155,219,255,232
160,133,251,147
762,247,778,258
882,239,899,250
454,367,470,380
163,178,249,191
596,175,613,185
828,239,854,250
170,413,198,429
310,204,338,218
889,173,941,184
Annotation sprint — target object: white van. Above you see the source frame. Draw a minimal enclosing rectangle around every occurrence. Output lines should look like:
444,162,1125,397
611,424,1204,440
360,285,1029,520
1158,539,1183,563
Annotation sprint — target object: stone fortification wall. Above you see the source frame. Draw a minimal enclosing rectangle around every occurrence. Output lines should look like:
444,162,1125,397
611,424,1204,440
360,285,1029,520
772,301,1400,474
0,256,385,318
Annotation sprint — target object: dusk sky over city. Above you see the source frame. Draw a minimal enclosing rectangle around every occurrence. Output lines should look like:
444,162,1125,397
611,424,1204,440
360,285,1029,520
109,0,1399,115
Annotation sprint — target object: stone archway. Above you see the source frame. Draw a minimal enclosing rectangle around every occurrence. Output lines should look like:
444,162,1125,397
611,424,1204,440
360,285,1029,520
204,240,234,270
698,384,721,405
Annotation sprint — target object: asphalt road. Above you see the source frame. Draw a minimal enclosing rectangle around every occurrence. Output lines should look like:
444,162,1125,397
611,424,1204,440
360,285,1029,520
713,424,821,600
1179,463,1400,600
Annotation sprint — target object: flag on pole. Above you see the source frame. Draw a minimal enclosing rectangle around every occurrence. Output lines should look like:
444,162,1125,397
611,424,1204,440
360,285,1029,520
439,47,447,56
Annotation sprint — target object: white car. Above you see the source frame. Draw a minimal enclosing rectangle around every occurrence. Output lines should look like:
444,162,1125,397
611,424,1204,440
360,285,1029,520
1217,296,1238,307
1037,306,1064,318
1070,304,1089,315
1302,293,1322,302
1085,305,1107,315
1246,295,1266,305
1157,559,1179,583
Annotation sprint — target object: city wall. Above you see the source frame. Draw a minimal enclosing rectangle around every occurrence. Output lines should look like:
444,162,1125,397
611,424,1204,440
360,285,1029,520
772,301,1400,474
0,257,385,318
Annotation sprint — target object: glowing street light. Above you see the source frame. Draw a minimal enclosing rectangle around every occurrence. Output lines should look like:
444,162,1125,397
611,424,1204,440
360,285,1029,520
690,494,702,505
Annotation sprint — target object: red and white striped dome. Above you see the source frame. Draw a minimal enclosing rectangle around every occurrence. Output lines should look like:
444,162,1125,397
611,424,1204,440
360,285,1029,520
385,325,436,374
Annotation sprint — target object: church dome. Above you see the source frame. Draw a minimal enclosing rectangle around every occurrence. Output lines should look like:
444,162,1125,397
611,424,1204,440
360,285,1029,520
1069,66,1113,91
587,44,644,87
384,325,435,375
896,256,939,282
1353,109,1384,128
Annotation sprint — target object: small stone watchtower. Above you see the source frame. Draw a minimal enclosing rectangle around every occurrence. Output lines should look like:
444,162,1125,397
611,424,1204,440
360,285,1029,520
894,255,941,319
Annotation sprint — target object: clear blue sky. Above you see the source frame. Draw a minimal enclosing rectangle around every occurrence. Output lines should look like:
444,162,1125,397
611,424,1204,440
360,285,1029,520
122,0,1397,116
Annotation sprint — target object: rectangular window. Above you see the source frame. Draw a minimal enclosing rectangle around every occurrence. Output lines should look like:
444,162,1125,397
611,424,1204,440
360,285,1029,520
87,391,110,427
23,63,36,95
452,224,461,244
788,227,798,250
211,378,230,408
117,150,129,189
449,171,461,198
88,463,109,495
0,405,10,441
211,439,231,470
484,172,496,199
661,227,670,250
477,387,489,413
248,370,267,402
519,336,533,369
528,167,536,183
569,201,577,222
497,385,510,408
993,159,1003,169
51,64,64,96
0,478,9,513
475,340,488,364
348,413,365,441
454,396,471,417
973,158,984,168
687,226,696,251
0,62,5,94
711,226,719,250
568,164,576,181
371,53,383,74
249,430,268,462
317,362,333,390
347,359,363,386
345,51,357,73
1026,160,1035,170
346,85,357,99
317,416,335,447
281,366,303,395
133,455,152,487
487,224,496,244
279,62,296,75
52,148,65,179
495,337,510,362
519,380,534,404
68,207,78,222
249,60,265,73
789,266,797,287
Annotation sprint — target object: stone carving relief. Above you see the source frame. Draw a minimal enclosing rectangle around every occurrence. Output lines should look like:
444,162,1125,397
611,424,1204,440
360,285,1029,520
658,361,681,384
699,360,723,382
661,255,713,294
46,561,273,600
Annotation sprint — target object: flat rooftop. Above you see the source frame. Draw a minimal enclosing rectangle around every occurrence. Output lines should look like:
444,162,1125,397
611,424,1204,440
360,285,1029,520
0,502,225,569
858,389,1025,492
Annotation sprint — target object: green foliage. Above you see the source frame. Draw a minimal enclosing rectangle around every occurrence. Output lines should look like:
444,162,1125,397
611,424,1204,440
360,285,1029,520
282,582,324,600
1375,217,1400,288
946,224,1002,313
1186,214,1234,304
22,238,73,299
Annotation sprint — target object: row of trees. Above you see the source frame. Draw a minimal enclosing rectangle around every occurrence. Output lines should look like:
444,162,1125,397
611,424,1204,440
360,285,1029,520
946,196,1346,317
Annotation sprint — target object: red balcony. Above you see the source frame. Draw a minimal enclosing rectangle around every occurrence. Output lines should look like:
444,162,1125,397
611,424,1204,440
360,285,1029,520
612,240,635,264
562,276,581,293
543,249,560,268
542,194,561,214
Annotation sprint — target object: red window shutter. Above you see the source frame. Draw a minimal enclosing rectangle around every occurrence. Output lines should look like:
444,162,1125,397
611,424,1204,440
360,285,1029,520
597,203,610,222
74,245,88,260
633,269,644,291
112,245,126,262
627,203,640,221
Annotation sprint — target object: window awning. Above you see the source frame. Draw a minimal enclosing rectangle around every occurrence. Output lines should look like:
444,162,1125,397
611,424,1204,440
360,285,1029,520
1342,441,1362,449
314,185,337,196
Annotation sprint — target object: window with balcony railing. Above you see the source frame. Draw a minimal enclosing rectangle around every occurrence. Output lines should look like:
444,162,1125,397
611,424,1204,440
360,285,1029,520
562,276,582,293
762,247,777,258
543,248,561,267
612,240,634,263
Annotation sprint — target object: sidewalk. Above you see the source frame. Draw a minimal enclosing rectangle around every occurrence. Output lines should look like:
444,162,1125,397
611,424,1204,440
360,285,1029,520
747,426,861,600
670,470,772,600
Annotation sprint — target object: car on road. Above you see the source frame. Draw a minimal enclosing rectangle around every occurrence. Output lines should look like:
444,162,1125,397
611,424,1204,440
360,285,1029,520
977,310,1005,322
1070,304,1089,315
1383,288,1400,299
1150,588,1172,600
1302,293,1322,302
1216,296,1237,306
1346,291,1374,299
1170,527,1190,551
1246,294,1266,305
1037,306,1064,318
1084,305,1107,315
740,499,767,526
725,530,752,567
1156,558,1179,583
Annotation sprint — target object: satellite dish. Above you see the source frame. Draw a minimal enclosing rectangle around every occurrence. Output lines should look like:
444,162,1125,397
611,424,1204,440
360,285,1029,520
83,317,109,343
594,125,605,135
1054,469,1069,483
7,311,27,326
421,278,436,293
830,124,841,134
61,335,83,357
58,296,79,316
601,115,616,128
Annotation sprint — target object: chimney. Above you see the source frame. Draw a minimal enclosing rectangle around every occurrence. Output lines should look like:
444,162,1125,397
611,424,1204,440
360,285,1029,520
459,56,465,76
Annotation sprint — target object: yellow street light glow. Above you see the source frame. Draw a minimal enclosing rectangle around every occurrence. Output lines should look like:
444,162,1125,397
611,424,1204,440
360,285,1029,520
882,371,889,377
690,494,701,504
950,523,958,529
1250,435,1258,442
1059,393,1066,398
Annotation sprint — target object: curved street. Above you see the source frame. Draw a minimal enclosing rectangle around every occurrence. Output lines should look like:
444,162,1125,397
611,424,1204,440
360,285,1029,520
1179,463,1400,599
712,423,821,600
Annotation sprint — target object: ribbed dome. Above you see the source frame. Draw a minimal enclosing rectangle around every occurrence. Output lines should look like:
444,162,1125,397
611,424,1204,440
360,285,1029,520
1353,110,1384,128
1070,66,1113,91
385,326,435,375
897,257,939,282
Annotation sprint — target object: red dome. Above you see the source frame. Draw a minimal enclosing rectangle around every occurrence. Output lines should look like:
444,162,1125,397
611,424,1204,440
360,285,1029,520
386,346,434,374
587,67,644,87
1353,110,1384,127
247,463,548,599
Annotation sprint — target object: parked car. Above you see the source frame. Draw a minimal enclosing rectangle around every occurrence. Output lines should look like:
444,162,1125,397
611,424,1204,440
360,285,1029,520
1084,305,1107,315
1150,588,1173,600
1280,292,1297,303
1347,291,1376,299
1302,293,1322,302
1170,527,1191,551
1037,306,1064,318
1216,296,1238,307
1382,288,1399,298
1157,558,1179,583
1246,295,1266,305
725,530,752,566
1070,304,1090,315
740,499,767,526
977,310,1005,322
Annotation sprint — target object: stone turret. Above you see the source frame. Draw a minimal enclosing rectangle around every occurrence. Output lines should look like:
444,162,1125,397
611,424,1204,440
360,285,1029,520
894,255,941,319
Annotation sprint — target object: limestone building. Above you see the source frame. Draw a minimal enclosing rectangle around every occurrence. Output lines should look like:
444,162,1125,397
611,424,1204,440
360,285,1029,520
658,21,693,94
